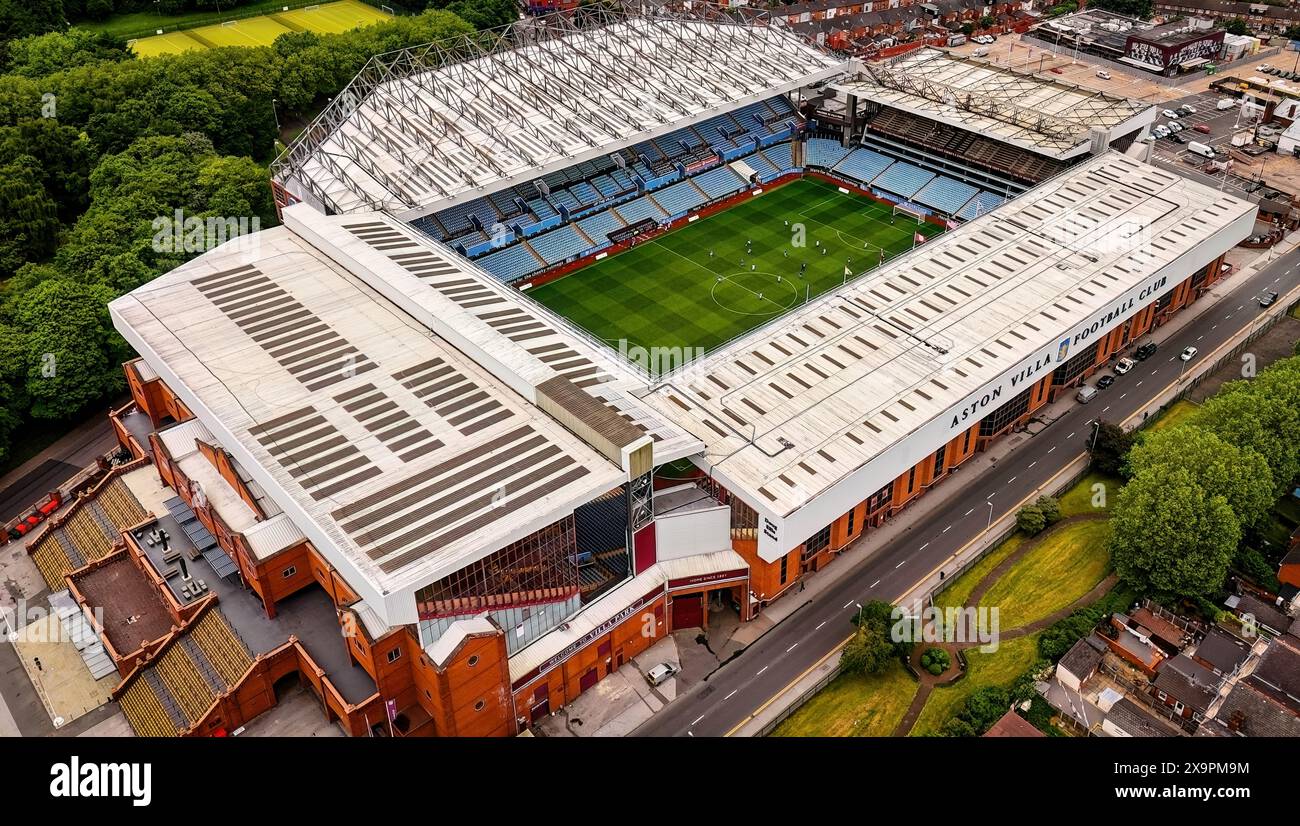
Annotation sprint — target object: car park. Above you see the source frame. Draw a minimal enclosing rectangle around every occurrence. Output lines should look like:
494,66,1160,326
1113,357,1136,375
1180,346,1198,361
1096,374,1115,389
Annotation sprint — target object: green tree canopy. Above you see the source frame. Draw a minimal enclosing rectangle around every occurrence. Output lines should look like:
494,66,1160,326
1109,465,1239,598
1127,424,1274,529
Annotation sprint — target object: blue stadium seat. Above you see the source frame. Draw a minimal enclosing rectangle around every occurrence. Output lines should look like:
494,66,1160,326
805,138,852,170
760,143,796,174
614,196,668,225
913,176,980,216
577,210,625,243
692,166,745,200
477,243,543,282
871,161,936,200
831,148,895,187
651,180,706,217
528,224,593,265
742,151,778,181
955,190,1006,221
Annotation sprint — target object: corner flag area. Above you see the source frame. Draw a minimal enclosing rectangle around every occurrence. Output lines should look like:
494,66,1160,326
527,178,944,360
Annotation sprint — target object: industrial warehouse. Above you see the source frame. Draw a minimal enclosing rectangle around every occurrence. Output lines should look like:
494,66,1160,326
18,9,1257,738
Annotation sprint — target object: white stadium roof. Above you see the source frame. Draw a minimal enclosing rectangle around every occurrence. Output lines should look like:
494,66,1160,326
110,226,635,626
835,48,1154,159
638,153,1255,560
271,10,848,216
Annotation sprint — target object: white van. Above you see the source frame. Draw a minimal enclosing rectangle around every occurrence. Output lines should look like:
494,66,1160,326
1187,141,1216,159
972,46,989,57
1217,98,1236,110
1076,386,1098,404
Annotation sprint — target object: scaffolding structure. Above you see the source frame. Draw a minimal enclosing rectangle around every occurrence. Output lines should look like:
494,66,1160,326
270,6,846,216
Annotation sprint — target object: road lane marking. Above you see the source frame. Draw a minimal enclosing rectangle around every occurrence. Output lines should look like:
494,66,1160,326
786,643,798,653
1007,476,1017,484
843,600,853,609
1028,461,1036,469
1048,446,1056,453
815,621,826,630
1067,432,1075,439
725,689,737,700
692,714,705,726
964,508,974,516
895,560,906,568
919,542,929,551
941,525,951,534
756,666,768,676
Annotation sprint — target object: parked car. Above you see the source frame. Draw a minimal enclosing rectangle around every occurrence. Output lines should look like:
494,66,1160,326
1177,104,1197,115
1180,346,1198,362
1076,385,1098,404
1260,291,1279,307
1153,125,1170,138
1168,120,1185,132
1169,135,1186,144
1259,63,1273,71
1134,342,1158,361
1113,357,1137,375
645,663,679,686
1096,70,1111,80
1193,123,1211,134
1096,374,1116,389
1162,108,1178,118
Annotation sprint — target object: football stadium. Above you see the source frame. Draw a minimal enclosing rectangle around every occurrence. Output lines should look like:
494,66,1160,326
87,8,1256,736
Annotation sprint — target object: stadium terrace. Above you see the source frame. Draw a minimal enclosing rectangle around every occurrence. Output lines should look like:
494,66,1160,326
96,8,1256,736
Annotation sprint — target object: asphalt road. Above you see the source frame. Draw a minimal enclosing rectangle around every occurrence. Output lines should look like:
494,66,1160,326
635,245,1300,738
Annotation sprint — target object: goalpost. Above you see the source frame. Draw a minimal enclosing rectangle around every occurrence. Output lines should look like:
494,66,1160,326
891,202,925,225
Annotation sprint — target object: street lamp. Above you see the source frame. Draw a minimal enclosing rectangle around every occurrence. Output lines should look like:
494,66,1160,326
1089,419,1102,452
271,98,280,131
986,500,994,529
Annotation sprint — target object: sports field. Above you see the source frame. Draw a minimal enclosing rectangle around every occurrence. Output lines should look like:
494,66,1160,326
128,0,391,58
528,178,944,363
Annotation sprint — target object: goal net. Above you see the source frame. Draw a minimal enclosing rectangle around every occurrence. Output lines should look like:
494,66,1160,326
892,202,925,224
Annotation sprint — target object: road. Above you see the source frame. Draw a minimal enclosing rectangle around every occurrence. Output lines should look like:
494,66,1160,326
635,246,1300,737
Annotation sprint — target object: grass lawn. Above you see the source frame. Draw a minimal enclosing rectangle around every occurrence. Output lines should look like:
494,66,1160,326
1146,399,1199,433
934,533,1025,616
527,178,943,362
109,0,391,57
910,634,1041,736
979,520,1112,630
771,660,917,737
1057,470,1122,518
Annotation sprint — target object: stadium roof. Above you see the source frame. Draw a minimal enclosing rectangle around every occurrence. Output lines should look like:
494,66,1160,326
834,48,1153,159
272,9,848,217
638,152,1255,561
110,225,631,626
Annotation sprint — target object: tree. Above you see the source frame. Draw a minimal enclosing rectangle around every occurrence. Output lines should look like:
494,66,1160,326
1127,424,1274,529
1225,18,1250,36
1195,381,1300,498
960,23,974,36
1086,0,1152,17
840,623,896,677
1109,465,1239,598
10,277,126,420
0,118,94,223
1091,421,1134,477
1015,496,1060,536
0,156,60,278
4,27,130,77
0,0,65,58
959,686,1011,734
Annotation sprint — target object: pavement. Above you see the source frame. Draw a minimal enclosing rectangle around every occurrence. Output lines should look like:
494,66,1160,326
633,229,1300,737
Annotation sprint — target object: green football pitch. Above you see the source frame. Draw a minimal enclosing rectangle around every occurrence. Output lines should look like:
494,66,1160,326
526,178,944,365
